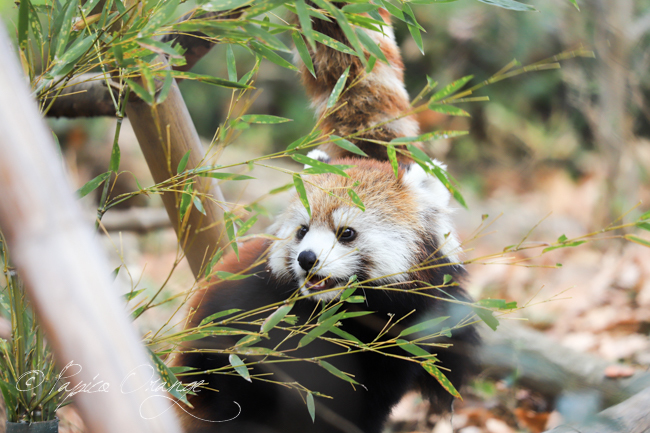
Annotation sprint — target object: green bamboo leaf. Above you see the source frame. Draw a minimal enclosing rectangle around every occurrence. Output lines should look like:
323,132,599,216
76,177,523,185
295,0,315,49
126,78,154,105
329,326,366,346
109,140,120,173
319,360,359,384
430,75,474,102
567,0,579,11
422,361,462,399
226,45,237,82
313,30,357,56
443,274,453,285
327,66,351,109
638,210,650,221
229,354,251,382
407,23,423,55
77,172,110,198
261,303,294,333
347,189,365,212
52,0,78,60
244,24,291,52
293,154,349,178
355,27,388,64
475,0,537,12
199,308,242,326
136,38,183,58
249,41,298,71
396,339,438,359
428,103,471,117
205,249,225,279
197,172,254,180
168,71,251,89
177,150,191,174
391,130,468,144
201,0,253,12
240,114,292,124
292,32,316,77
542,241,586,253
147,349,191,405
243,0,286,17
157,71,174,104
306,392,316,423
387,144,399,178
399,316,449,337
473,307,499,331
50,34,95,76
224,214,239,258
293,174,311,218
18,0,30,50
637,222,650,232
299,314,343,347
179,183,193,221
193,196,206,215
624,235,650,248
123,289,145,302
330,135,368,157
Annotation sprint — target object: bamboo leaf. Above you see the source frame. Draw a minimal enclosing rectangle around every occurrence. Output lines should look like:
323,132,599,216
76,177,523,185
473,307,499,331
428,103,471,117
399,316,449,337
226,45,237,82
249,41,298,71
294,174,311,218
347,189,365,212
313,30,357,55
422,361,462,399
319,360,359,384
625,235,650,248
77,172,110,198
168,71,251,89
177,150,191,174
261,303,294,333
199,308,242,326
229,354,251,382
430,75,474,102
327,66,351,109
147,349,191,405
355,27,388,64
391,130,469,144
240,114,292,124
293,154,349,177
292,32,316,77
306,392,316,422
475,0,537,12
387,144,399,178
295,0,315,49
330,135,368,157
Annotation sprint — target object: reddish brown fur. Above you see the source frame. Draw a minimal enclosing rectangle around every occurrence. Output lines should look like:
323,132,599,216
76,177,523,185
298,7,422,162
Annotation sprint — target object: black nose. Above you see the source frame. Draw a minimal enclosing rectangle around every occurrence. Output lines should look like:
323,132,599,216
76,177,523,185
297,250,319,272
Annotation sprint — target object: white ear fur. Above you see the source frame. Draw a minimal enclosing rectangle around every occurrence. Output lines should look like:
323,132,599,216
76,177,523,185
402,160,451,207
304,149,331,169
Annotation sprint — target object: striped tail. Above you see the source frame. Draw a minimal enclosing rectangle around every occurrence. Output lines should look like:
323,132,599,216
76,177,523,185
298,8,420,162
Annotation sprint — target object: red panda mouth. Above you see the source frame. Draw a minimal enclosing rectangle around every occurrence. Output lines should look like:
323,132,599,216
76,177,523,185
305,275,336,292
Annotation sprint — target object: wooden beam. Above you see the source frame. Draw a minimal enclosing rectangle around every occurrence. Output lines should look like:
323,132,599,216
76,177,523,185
0,22,182,433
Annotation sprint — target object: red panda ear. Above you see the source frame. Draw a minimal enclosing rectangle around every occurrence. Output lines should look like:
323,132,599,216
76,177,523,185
304,149,332,169
402,161,451,208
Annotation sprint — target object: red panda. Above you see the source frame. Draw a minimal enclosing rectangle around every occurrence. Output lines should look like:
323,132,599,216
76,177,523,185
174,7,479,433
175,155,479,433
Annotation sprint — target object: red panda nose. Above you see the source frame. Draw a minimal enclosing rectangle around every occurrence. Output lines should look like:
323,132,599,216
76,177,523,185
297,250,319,272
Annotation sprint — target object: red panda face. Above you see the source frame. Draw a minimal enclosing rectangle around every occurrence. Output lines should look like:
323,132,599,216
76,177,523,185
268,155,462,302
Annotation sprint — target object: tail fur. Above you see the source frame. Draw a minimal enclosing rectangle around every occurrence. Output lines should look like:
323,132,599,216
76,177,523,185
298,8,420,162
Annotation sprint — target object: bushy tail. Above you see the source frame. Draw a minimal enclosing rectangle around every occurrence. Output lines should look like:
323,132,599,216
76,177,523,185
298,8,420,162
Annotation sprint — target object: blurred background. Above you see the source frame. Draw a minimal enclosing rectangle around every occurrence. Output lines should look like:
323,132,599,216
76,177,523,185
2,0,650,432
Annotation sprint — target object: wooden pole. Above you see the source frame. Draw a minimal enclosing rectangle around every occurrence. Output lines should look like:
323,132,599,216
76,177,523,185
0,22,182,433
125,73,228,278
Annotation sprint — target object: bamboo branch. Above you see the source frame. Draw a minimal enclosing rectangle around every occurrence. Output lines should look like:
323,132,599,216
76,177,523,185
0,21,182,433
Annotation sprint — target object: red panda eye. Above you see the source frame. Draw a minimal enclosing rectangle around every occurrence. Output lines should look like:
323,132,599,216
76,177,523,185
338,227,357,242
296,225,308,240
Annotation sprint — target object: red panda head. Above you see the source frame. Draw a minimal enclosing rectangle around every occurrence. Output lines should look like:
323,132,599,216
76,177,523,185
268,151,461,301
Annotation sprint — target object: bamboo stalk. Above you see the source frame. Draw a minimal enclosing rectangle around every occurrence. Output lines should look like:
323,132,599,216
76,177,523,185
0,21,182,433
125,72,228,278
